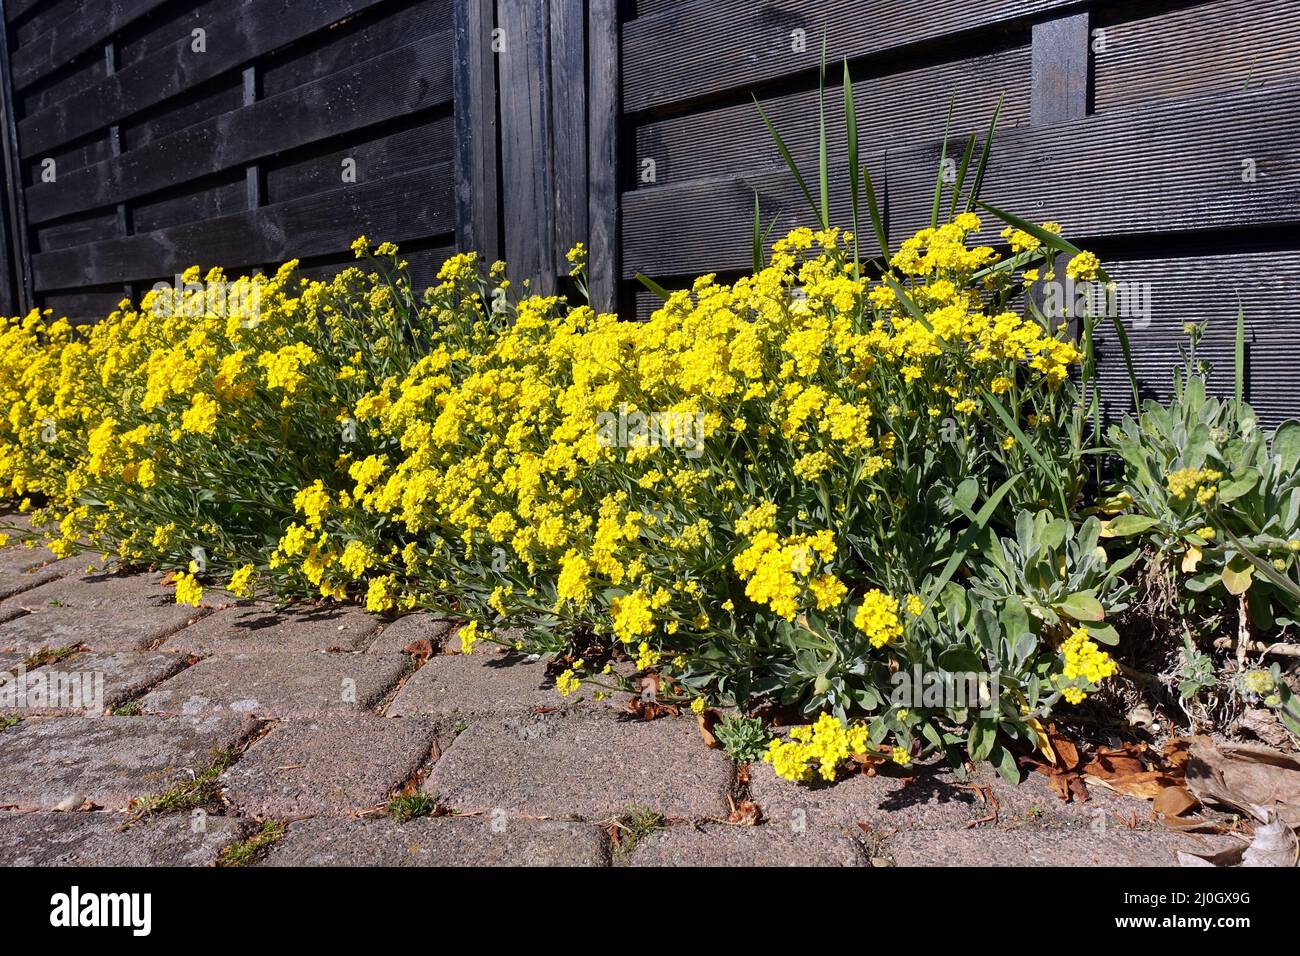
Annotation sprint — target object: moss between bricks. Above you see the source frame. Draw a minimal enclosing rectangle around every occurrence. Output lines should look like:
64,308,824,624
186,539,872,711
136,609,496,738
387,792,440,821
129,746,240,817
217,820,286,867
22,645,81,669
609,804,666,863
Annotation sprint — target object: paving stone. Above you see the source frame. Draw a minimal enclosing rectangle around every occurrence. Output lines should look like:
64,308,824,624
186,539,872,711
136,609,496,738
0,571,206,654
262,816,605,866
0,653,23,681
387,648,611,719
140,651,407,718
0,714,255,810
221,714,438,817
748,758,1152,833
162,602,379,656
425,713,731,819
364,613,456,655
0,543,67,601
627,821,865,866
0,605,26,626
0,810,251,866
884,826,1243,867
0,650,188,716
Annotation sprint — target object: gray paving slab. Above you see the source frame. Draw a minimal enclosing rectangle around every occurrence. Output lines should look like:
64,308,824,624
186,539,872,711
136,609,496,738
140,651,407,718
0,571,206,654
0,650,188,715
261,815,606,866
626,821,866,866
424,713,731,819
220,714,438,817
162,602,379,655
0,810,250,866
0,714,256,810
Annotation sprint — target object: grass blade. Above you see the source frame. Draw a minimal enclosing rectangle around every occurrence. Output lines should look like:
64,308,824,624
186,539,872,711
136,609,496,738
754,95,821,228
634,272,672,302
948,133,976,222
983,387,1070,517
862,164,889,261
1235,292,1246,407
965,95,1004,213
818,37,830,230
752,192,763,273
843,58,860,273
931,96,955,228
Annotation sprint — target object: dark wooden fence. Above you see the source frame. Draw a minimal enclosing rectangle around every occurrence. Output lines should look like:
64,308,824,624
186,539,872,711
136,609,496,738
2,0,1299,424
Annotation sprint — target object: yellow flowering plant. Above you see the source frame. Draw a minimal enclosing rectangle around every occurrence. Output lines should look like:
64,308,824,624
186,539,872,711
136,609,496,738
0,79,1145,774
1103,321,1300,630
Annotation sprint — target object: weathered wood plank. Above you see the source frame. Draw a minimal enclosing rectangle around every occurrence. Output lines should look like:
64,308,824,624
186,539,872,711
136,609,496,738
452,0,500,260
550,0,587,263
260,0,452,97
31,164,456,290
264,117,454,206
622,0,1084,113
17,0,391,159
631,46,1029,190
1093,0,1300,112
621,149,888,279
1030,10,1090,124
4,0,48,27
886,81,1300,241
587,0,620,313
25,35,454,223
497,0,555,290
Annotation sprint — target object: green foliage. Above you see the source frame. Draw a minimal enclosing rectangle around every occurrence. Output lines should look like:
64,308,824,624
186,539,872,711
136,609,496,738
1106,355,1300,629
968,509,1137,645
217,820,286,867
387,792,439,821
712,713,770,764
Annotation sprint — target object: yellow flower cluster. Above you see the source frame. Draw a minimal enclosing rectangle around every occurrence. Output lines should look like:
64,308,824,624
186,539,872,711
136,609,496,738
854,589,903,648
1057,626,1118,704
1166,467,1222,506
763,712,869,782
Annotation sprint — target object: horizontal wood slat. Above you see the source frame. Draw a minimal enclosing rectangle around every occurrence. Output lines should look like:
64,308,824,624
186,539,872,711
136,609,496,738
26,33,453,223
632,47,1029,190
622,0,1083,113
31,163,455,290
1093,0,1300,112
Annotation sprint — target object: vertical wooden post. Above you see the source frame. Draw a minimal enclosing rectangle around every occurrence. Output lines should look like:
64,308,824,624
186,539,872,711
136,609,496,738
549,0,587,268
242,65,263,211
1030,11,1090,126
497,0,554,291
453,0,500,263
587,0,620,314
1030,11,1091,338
106,39,135,303
0,7,32,316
